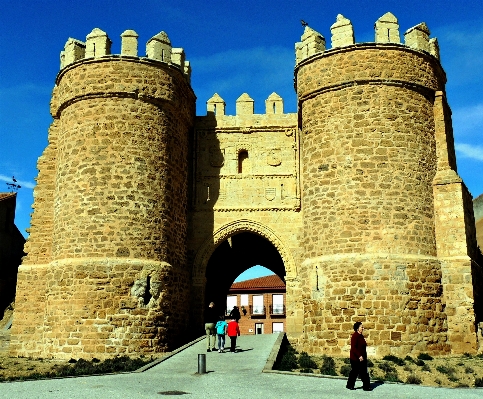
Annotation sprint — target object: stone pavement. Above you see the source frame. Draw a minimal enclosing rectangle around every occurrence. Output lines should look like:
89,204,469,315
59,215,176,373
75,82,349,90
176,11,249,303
0,333,481,399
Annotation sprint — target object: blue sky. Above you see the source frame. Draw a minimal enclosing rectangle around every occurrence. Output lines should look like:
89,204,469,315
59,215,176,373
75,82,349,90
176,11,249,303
1,1,482,281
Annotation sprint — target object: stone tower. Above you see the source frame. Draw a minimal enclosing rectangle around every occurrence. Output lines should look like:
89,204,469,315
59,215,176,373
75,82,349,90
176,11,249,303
10,13,483,360
10,29,195,358
294,14,482,356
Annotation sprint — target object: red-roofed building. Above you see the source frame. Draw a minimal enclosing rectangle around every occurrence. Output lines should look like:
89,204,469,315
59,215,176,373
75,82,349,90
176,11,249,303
226,274,286,335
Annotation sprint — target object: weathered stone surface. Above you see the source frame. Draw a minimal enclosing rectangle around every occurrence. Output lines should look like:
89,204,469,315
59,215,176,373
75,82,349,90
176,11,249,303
11,18,482,360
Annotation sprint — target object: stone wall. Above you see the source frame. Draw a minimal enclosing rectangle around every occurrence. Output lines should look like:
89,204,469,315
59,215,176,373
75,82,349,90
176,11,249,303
10,33,196,359
295,34,479,355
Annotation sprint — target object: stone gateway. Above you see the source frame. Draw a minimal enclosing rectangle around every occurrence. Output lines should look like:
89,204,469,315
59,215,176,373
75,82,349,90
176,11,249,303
10,13,483,359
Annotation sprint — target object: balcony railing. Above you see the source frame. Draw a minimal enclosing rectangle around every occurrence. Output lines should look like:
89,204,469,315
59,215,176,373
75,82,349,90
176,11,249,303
269,304,285,315
249,305,266,316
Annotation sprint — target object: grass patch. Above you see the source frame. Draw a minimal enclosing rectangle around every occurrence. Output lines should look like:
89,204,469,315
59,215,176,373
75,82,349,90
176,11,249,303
378,362,397,374
382,355,405,366
406,374,422,384
0,355,152,382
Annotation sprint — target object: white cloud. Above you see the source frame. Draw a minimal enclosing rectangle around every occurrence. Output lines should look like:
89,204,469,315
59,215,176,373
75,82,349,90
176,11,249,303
0,174,35,189
455,143,483,161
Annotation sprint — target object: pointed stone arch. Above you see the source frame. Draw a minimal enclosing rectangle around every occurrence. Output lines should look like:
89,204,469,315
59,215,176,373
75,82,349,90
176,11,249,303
192,219,296,286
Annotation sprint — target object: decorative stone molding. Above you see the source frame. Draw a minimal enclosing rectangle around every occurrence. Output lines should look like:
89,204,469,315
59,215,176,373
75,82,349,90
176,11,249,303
192,219,296,283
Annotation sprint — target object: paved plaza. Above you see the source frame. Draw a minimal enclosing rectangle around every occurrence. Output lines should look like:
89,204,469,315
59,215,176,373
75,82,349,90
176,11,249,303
0,333,481,399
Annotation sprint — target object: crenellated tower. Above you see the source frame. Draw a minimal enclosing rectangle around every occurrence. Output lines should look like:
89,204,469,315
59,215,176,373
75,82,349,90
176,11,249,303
11,28,195,359
294,13,482,356
10,12,482,360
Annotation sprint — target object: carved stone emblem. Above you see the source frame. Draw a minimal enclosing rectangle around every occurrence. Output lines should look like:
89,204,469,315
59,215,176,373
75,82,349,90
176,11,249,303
209,146,224,167
265,187,276,201
267,148,282,166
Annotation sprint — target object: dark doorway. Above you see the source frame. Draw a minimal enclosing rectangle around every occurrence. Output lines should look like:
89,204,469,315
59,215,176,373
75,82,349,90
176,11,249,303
204,232,285,314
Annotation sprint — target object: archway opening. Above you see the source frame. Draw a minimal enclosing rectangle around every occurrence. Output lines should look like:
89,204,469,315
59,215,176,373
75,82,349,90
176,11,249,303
204,232,285,316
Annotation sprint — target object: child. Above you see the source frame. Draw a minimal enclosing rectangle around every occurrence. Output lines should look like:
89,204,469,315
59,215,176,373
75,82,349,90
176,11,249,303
215,315,228,353
227,318,240,353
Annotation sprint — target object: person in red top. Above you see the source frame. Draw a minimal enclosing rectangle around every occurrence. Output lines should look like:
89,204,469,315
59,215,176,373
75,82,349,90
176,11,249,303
346,322,372,391
226,318,240,353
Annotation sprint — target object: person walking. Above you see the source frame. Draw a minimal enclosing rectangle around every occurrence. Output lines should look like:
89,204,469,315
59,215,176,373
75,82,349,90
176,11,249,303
215,315,228,353
227,318,240,353
346,321,372,391
204,302,217,352
229,305,241,322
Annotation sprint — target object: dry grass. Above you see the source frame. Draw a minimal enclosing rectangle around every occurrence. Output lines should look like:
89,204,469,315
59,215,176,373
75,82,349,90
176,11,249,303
289,352,483,388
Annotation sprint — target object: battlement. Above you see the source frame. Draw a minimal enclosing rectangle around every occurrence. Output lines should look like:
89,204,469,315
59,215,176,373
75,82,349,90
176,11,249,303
295,12,440,64
197,92,296,128
59,28,191,83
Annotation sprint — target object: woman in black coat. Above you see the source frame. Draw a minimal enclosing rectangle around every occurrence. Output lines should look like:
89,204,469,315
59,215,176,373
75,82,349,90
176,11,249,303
346,321,372,391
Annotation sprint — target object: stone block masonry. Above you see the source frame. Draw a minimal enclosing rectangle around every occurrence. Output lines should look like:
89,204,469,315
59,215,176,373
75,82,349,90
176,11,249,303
10,12,483,360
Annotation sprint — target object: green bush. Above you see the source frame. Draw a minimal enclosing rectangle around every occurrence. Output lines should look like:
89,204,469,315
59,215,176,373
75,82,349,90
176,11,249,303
382,355,405,366
383,372,401,382
340,364,351,377
343,358,351,364
463,352,472,358
300,368,314,373
298,352,317,369
417,353,433,361
475,377,483,387
279,346,298,371
415,359,425,367
404,355,414,363
406,374,422,385
378,362,396,374
465,367,474,374
367,359,374,367
436,365,456,375
320,355,337,376
421,364,431,372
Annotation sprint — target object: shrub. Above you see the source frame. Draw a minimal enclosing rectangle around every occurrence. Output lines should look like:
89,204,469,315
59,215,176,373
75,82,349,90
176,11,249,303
404,355,414,363
298,352,317,369
403,365,413,372
465,367,474,374
406,374,422,385
320,356,337,376
417,353,433,361
378,362,396,374
475,377,483,387
463,352,472,358
383,372,400,382
415,359,425,367
279,346,298,371
343,358,351,364
340,364,351,377
436,365,455,375
435,378,442,385
367,359,374,367
300,368,314,373
421,364,431,372
382,355,405,366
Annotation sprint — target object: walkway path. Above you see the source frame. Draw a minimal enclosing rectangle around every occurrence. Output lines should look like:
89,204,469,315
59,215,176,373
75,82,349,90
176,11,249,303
0,333,481,398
